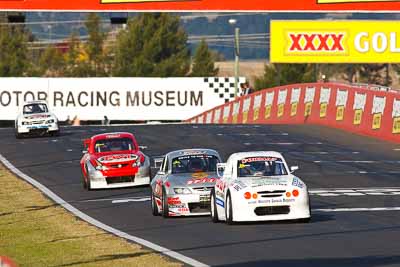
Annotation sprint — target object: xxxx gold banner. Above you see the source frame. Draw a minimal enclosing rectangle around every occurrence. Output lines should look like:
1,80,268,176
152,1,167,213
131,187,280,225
271,21,400,63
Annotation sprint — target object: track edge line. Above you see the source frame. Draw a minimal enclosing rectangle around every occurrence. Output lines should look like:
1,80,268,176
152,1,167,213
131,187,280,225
0,153,208,267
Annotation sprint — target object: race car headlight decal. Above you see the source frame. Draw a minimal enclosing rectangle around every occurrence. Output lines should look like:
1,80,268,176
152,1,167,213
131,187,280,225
173,188,192,194
22,121,30,125
244,192,251,199
46,119,55,124
292,189,299,197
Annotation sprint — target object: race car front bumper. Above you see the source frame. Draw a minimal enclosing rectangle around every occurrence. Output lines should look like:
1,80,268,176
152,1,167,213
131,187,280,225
231,195,310,222
17,122,59,134
166,193,211,216
87,162,150,189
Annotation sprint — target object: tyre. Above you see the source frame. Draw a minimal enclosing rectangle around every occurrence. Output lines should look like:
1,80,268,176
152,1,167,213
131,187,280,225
298,217,311,223
210,190,219,223
162,187,169,218
151,191,160,216
50,130,60,137
82,176,88,190
225,192,234,225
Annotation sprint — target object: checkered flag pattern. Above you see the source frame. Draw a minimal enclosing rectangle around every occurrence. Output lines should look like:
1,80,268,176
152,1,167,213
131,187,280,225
204,77,246,103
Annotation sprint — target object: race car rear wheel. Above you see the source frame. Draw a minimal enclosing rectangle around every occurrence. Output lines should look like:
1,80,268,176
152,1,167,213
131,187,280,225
210,190,219,223
82,176,87,190
226,192,234,225
162,187,169,218
50,130,60,137
151,191,160,216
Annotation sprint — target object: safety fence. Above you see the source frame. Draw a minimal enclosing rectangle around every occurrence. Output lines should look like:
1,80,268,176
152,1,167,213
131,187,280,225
187,82,400,143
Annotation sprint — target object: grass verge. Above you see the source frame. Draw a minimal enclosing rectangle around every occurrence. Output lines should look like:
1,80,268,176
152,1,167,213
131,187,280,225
0,163,181,267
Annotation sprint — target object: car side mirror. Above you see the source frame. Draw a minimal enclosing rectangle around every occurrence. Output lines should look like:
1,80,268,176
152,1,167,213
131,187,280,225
217,163,226,178
153,157,164,169
290,166,299,173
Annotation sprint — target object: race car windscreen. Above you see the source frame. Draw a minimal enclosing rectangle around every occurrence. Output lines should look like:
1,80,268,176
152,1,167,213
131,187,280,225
238,157,288,177
23,104,48,114
94,138,135,153
172,154,220,174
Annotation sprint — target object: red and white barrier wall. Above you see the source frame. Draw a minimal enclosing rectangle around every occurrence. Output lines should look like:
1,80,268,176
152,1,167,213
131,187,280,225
187,82,400,143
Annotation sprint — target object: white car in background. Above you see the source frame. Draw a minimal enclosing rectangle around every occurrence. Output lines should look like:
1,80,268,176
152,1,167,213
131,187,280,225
15,101,59,138
211,151,310,224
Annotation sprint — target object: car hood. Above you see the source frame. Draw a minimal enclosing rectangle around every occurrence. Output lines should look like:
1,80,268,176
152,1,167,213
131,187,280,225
166,172,218,188
233,175,293,190
91,152,139,165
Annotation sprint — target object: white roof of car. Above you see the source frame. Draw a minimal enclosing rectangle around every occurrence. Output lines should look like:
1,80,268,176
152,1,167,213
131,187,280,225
23,100,48,105
229,151,284,161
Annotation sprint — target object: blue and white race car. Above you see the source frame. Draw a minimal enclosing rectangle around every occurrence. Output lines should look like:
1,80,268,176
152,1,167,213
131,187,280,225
211,151,310,224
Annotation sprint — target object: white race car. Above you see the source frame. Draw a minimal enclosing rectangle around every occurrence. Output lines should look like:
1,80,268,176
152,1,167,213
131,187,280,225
211,151,310,224
15,101,59,138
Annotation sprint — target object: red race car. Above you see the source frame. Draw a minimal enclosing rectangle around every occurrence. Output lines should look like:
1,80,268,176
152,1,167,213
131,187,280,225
80,132,151,190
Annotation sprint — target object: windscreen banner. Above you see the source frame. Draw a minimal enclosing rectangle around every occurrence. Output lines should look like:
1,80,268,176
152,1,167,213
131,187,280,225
1,0,400,11
0,77,244,121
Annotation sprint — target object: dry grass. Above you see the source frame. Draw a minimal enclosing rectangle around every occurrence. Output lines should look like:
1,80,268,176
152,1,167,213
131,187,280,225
0,164,181,267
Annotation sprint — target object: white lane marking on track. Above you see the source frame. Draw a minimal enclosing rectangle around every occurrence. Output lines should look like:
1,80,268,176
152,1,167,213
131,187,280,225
313,207,400,212
244,142,324,146
0,154,208,267
310,187,400,197
313,160,400,164
289,151,360,155
67,149,73,152
80,196,150,203
112,197,150,204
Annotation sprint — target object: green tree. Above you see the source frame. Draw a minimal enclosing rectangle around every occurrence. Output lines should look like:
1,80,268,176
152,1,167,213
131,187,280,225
85,13,108,76
191,39,218,77
0,25,29,76
36,45,65,77
113,13,190,77
255,63,314,90
64,32,89,77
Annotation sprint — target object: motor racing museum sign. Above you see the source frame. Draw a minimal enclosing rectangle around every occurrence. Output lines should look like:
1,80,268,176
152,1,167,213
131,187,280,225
271,20,400,63
0,77,244,121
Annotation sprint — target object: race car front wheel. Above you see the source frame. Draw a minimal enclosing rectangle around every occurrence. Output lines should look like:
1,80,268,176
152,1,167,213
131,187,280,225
210,190,219,223
226,192,234,225
151,191,160,216
162,187,169,218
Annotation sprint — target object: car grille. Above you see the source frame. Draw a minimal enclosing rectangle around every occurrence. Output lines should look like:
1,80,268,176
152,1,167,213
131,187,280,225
109,163,129,169
254,205,290,216
192,186,213,193
258,190,286,198
32,120,45,124
106,176,135,184
188,202,211,213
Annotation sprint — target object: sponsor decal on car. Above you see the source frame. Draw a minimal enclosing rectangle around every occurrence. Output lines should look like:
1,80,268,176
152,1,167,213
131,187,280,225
187,177,216,185
216,197,224,208
168,197,182,205
252,178,288,187
292,177,304,188
98,154,138,163
169,203,187,209
192,172,208,179
240,157,279,164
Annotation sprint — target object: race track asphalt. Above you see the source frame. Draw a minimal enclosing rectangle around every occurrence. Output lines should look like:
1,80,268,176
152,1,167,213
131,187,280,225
1,124,400,267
